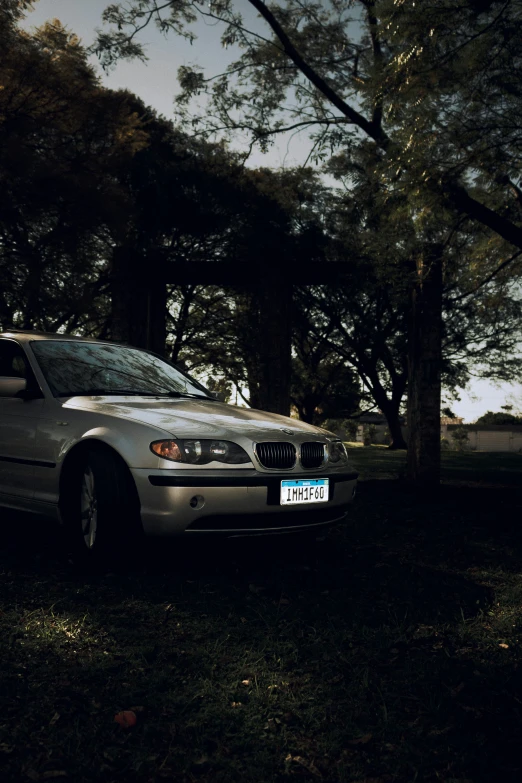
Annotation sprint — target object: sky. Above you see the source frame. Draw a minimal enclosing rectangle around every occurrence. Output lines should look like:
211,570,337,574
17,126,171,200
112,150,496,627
19,0,522,422
21,0,312,168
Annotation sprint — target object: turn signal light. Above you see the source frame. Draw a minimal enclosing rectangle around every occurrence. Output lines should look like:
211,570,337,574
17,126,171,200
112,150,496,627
150,439,250,465
151,440,183,461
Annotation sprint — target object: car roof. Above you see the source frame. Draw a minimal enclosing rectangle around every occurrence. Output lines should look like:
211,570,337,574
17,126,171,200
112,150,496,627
0,330,114,344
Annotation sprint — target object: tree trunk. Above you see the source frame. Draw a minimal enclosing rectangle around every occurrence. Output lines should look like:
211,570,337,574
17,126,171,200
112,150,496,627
255,272,292,416
383,404,407,450
296,395,320,424
363,371,408,450
406,244,443,485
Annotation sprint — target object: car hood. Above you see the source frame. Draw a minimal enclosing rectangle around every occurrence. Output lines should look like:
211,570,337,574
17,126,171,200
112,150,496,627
63,396,330,440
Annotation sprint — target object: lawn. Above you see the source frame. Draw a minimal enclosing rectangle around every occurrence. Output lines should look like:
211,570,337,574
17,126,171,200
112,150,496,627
347,443,522,485
1,451,522,782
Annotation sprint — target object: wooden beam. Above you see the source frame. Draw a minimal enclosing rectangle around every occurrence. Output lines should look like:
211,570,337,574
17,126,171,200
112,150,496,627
164,261,348,285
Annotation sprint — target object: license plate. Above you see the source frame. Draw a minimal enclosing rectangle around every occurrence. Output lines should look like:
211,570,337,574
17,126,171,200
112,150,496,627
280,478,329,506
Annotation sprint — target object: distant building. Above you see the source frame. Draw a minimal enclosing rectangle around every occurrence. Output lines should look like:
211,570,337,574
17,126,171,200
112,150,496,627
442,422,522,452
354,412,406,445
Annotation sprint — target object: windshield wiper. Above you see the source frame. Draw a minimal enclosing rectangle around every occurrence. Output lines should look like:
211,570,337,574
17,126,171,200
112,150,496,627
58,388,212,399
58,388,164,397
161,391,211,400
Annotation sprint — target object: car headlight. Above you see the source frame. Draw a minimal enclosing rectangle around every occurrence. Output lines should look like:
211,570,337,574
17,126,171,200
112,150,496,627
327,440,348,464
151,439,251,465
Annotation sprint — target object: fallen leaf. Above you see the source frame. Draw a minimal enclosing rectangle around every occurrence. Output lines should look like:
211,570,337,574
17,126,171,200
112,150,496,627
451,682,465,696
114,710,137,728
348,733,373,745
285,755,322,778
231,701,242,708
428,726,452,736
241,679,251,686
49,712,60,726
349,779,387,783
499,643,509,649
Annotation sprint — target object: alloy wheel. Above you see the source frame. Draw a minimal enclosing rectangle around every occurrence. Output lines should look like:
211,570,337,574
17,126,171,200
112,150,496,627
80,466,98,549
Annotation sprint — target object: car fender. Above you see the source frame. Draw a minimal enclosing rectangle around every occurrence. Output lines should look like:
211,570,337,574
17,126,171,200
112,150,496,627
58,423,171,470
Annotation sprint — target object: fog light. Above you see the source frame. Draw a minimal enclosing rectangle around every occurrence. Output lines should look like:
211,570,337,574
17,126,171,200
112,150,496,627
189,495,205,510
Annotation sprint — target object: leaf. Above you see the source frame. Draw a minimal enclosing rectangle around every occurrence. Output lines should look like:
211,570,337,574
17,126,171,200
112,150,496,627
285,755,322,778
114,710,137,728
499,643,509,649
348,733,373,745
49,712,60,726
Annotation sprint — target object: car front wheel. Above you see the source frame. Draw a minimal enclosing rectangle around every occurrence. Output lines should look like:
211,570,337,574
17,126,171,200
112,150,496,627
63,447,142,566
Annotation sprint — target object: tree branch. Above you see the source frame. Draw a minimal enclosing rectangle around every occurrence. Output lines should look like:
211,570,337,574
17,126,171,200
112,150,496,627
247,0,387,146
446,183,522,250
451,248,522,302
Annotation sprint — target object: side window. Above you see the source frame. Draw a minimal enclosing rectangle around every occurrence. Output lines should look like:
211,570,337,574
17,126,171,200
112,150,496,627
0,340,29,379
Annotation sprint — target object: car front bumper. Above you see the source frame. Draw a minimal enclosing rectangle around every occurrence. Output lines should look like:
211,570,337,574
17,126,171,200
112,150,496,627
131,468,358,536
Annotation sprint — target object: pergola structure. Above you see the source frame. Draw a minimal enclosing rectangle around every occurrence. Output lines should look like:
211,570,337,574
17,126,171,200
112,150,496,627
111,250,347,415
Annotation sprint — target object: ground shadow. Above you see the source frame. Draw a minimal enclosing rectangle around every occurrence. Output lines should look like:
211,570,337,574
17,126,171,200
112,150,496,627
1,480,522,781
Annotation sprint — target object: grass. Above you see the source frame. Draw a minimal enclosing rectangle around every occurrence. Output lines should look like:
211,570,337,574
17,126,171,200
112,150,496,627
347,443,522,485
1,451,522,782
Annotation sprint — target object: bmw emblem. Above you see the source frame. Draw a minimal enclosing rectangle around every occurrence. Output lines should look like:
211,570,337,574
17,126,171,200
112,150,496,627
281,428,294,435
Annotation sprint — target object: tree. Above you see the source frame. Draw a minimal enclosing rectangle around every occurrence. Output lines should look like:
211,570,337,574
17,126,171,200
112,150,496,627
475,411,522,426
93,0,522,249
92,0,522,484
294,154,522,448
0,14,147,333
291,315,360,425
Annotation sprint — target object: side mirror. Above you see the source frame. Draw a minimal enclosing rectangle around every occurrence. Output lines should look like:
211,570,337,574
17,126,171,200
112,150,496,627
0,377,27,398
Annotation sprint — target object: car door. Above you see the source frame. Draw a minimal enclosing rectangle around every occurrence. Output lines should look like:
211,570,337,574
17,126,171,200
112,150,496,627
0,338,44,498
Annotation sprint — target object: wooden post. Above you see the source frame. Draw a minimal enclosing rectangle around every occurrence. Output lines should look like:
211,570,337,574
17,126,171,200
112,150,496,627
110,246,148,347
145,249,167,356
255,270,292,416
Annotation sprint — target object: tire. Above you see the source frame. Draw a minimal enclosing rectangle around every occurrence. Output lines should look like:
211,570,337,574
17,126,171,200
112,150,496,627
63,447,143,567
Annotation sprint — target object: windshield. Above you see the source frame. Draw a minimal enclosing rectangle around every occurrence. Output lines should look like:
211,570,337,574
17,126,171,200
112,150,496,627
31,340,212,399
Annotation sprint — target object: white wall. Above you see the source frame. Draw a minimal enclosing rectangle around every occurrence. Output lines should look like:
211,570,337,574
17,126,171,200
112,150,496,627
441,424,522,452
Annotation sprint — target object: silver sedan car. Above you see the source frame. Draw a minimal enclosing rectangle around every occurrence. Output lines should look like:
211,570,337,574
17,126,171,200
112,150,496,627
0,331,358,561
